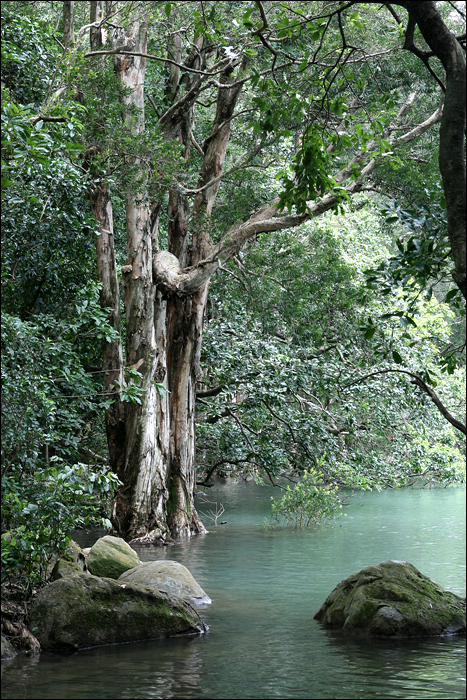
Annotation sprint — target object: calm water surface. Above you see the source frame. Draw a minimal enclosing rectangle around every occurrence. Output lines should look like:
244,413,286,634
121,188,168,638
2,482,466,699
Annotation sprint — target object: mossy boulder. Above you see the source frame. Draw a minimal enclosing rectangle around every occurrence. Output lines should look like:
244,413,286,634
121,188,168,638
118,560,212,606
1,634,17,660
51,559,85,581
29,573,206,651
86,536,140,579
63,540,87,569
47,539,87,579
314,560,466,638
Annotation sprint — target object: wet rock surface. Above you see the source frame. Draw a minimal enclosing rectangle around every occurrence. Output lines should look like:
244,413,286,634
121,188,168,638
118,560,212,606
1,634,17,660
314,560,466,638
29,573,206,651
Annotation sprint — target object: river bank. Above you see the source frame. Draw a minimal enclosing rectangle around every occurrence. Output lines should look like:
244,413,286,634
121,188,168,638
2,482,466,699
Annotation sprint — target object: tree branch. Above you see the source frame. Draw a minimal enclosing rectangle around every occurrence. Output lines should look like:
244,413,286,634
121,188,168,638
30,115,68,125
78,446,107,463
197,455,256,485
402,14,445,91
343,368,466,434
85,48,232,77
196,385,226,398
153,93,442,296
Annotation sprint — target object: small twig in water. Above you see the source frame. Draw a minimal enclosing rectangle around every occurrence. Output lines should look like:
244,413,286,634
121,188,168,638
198,500,225,525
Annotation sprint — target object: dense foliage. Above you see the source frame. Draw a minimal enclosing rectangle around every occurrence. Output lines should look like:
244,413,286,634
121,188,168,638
197,199,465,496
0,1,465,588
1,6,123,591
1,462,119,593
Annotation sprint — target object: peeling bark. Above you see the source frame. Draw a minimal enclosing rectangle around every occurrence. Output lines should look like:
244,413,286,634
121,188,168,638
110,19,172,540
88,0,126,497
87,182,126,480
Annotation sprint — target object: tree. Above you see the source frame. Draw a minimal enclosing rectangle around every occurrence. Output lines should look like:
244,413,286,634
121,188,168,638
4,1,463,542
80,1,464,541
383,1,466,297
196,202,465,493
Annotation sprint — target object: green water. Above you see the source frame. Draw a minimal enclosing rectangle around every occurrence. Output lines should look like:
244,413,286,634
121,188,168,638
2,482,466,699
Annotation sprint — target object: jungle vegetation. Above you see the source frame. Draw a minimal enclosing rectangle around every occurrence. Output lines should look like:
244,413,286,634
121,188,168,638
1,0,465,592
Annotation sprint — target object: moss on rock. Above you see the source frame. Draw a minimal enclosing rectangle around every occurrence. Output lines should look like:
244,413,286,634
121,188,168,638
51,559,86,581
63,540,87,569
1,634,17,660
29,573,206,651
314,560,466,638
86,536,140,579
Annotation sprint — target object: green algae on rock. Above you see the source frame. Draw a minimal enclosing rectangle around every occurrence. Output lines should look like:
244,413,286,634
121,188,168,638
118,560,212,606
86,536,140,579
29,573,207,651
314,560,466,638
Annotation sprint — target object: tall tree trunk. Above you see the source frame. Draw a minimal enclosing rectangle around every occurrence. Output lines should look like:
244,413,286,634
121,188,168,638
87,0,126,507
161,57,246,538
107,18,172,541
408,2,466,298
165,287,208,537
62,1,74,47
382,1,466,297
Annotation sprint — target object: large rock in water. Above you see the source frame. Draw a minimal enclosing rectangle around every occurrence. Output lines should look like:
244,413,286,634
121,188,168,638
29,573,206,651
1,634,17,660
86,535,140,579
314,560,466,638
118,560,212,606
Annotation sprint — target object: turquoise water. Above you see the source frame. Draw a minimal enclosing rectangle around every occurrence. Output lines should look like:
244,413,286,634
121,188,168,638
2,482,466,699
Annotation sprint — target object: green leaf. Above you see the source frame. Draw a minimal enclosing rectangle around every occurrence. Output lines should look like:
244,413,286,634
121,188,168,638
392,350,403,364
400,316,417,328
444,288,459,302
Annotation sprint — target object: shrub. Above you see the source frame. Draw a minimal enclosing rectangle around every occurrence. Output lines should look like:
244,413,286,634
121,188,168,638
1,459,121,593
266,469,343,528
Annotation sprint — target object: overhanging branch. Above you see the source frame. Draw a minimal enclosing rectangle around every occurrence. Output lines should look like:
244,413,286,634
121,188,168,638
343,368,466,435
153,93,442,296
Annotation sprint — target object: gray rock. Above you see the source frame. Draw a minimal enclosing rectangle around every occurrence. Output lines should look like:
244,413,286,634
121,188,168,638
314,560,466,638
86,535,140,579
63,540,87,570
51,559,86,581
46,539,87,579
118,560,211,606
29,573,206,652
1,634,17,660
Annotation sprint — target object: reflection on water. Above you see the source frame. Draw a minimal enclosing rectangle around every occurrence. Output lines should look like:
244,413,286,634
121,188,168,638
2,637,205,700
2,483,466,700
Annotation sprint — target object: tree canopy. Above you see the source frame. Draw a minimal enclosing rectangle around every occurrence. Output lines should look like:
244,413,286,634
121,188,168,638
1,1,465,581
